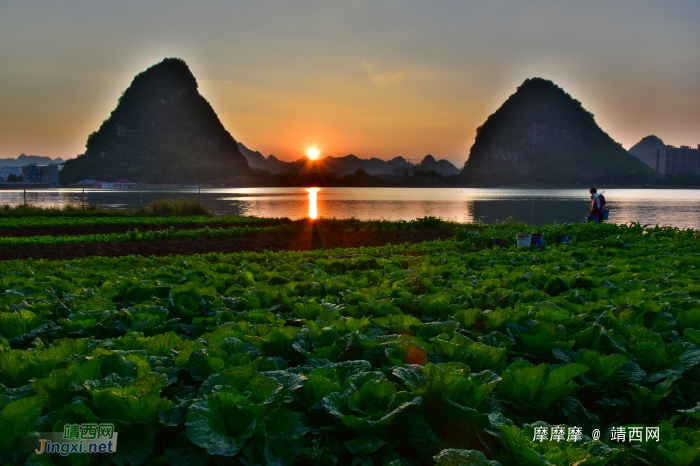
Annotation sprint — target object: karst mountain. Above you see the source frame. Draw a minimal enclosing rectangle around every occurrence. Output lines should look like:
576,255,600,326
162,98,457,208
461,78,660,186
60,58,249,185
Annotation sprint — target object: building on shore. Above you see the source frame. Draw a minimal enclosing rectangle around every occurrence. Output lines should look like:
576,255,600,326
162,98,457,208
21,163,60,187
113,181,138,189
653,145,700,175
0,166,23,181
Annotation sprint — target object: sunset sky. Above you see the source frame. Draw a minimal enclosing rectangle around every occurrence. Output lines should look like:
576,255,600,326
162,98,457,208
1,1,698,166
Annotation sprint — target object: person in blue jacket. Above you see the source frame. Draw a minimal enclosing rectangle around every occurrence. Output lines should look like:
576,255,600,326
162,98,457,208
589,187,606,223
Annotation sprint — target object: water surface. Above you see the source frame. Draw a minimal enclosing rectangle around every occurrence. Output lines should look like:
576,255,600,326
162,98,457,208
2,188,699,228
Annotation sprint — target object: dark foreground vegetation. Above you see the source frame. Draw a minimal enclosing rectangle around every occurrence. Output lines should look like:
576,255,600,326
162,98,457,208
0,219,699,465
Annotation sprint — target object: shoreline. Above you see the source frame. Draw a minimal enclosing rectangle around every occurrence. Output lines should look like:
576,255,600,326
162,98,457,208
5,184,700,190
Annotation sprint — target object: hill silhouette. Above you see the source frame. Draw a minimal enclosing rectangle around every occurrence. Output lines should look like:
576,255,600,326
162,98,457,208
238,147,461,177
237,143,289,174
417,155,460,175
0,154,64,166
237,143,270,171
60,58,249,185
461,78,661,186
628,135,664,167
279,154,412,176
265,155,289,173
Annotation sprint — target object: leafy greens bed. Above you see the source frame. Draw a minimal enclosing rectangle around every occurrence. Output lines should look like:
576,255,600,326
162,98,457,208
0,215,278,229
0,221,699,465
0,215,451,231
0,217,455,248
0,224,302,248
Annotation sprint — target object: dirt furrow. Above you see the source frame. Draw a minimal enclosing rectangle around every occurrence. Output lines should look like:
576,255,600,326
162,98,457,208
0,229,455,261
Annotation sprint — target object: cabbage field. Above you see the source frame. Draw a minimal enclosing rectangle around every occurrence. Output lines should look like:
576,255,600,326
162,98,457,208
0,219,699,465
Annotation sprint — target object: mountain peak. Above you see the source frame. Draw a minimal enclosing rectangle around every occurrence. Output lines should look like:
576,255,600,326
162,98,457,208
60,58,248,185
462,77,660,186
636,135,664,146
421,154,437,165
133,57,198,89
628,135,665,167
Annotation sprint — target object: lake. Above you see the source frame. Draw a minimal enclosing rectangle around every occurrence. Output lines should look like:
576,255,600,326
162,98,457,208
2,187,700,228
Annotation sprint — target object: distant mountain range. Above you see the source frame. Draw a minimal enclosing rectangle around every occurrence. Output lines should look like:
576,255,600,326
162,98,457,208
628,135,664,167
415,154,462,175
461,77,661,186
0,154,64,167
238,142,461,176
236,143,289,173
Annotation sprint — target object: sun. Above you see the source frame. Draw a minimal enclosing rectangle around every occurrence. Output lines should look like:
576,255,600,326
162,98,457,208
306,147,320,160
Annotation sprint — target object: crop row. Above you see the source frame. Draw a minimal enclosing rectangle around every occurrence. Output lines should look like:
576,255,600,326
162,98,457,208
0,222,698,465
0,224,302,248
0,215,280,229
0,216,456,248
0,215,454,231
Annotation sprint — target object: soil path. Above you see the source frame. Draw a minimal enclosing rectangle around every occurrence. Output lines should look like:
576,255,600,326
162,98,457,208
0,229,454,261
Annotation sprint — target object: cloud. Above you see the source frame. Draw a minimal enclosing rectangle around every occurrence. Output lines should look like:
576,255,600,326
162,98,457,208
361,61,403,87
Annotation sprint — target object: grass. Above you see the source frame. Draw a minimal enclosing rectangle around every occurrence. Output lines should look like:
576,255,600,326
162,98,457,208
150,198,211,216
0,198,212,218
0,203,128,218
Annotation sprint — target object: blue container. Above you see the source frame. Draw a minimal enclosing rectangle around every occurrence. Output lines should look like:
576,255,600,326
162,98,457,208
603,209,609,220
556,235,570,244
530,234,543,247
516,234,531,247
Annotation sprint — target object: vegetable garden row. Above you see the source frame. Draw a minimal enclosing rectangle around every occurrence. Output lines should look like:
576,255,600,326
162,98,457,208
0,217,454,249
0,215,450,231
0,220,699,465
0,224,301,248
0,215,274,229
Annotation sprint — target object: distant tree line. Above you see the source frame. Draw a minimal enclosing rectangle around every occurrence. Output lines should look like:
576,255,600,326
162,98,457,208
661,173,700,187
236,168,464,188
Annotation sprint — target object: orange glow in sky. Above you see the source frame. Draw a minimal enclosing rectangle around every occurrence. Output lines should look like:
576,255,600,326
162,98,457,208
306,187,319,219
1,3,699,164
306,147,320,160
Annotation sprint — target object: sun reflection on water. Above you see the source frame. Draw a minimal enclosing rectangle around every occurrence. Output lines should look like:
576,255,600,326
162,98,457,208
306,187,320,219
